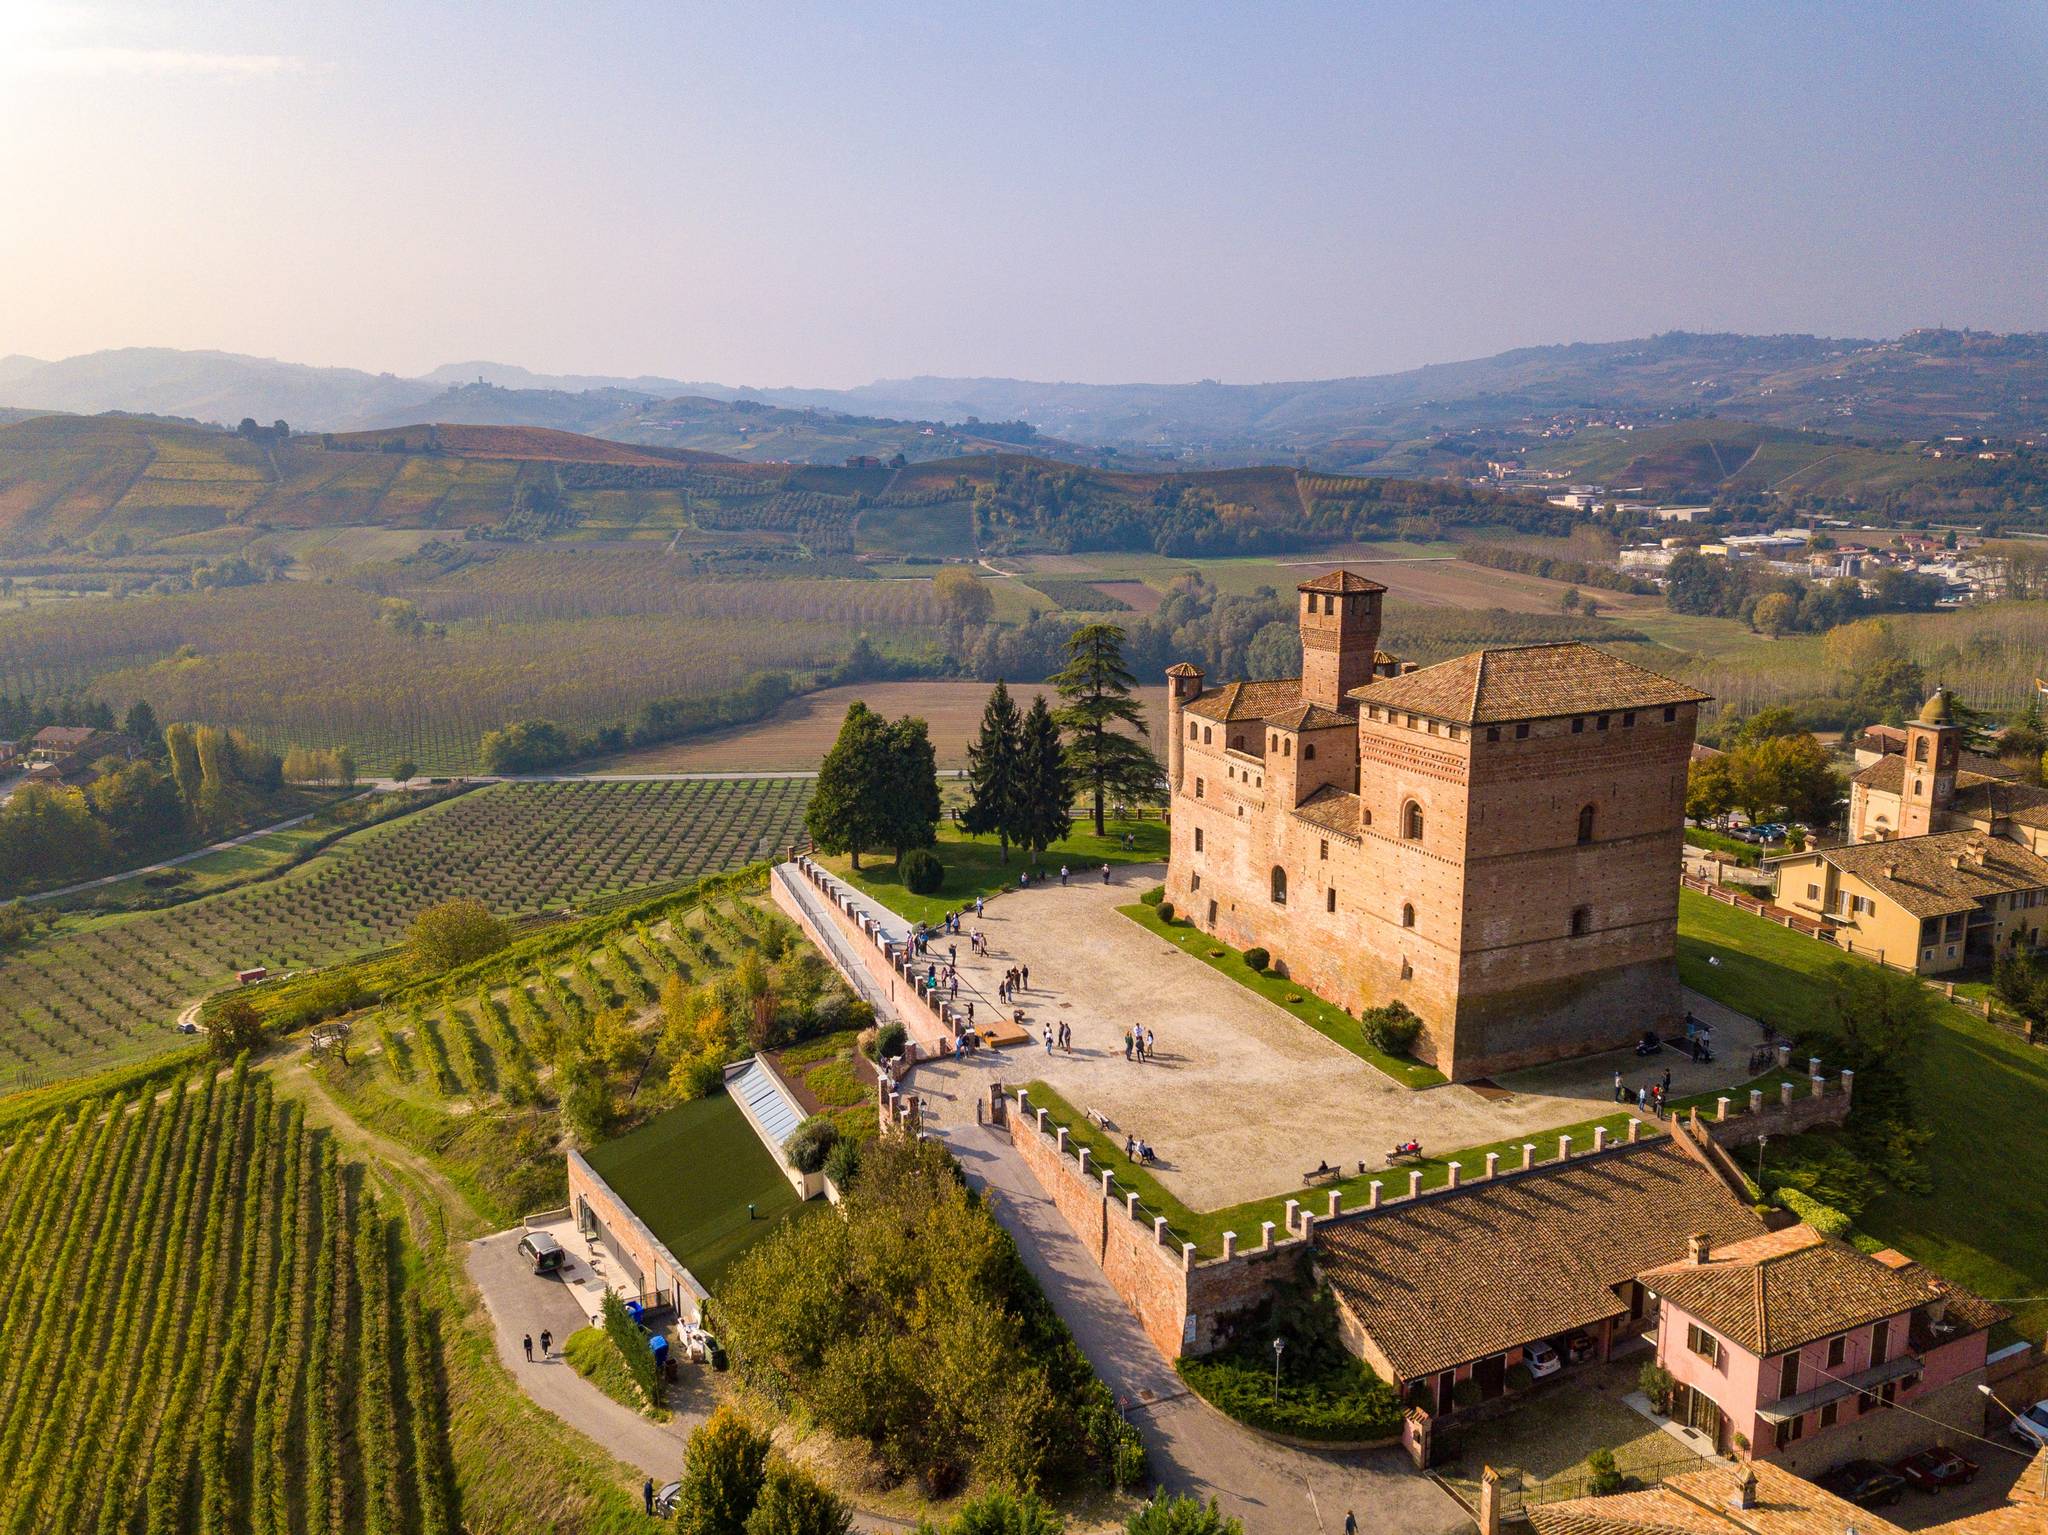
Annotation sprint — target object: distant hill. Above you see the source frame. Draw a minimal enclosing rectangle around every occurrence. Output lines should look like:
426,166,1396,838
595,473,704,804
0,348,439,431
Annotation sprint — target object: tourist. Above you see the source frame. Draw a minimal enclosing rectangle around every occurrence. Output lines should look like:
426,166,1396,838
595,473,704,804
1636,1085,1648,1110
1613,1070,1624,1103
1661,1067,1672,1094
1060,864,1069,886
1043,1027,1054,1055
949,942,958,966
1022,964,1031,990
540,1329,552,1359
523,1333,533,1362
967,1002,975,1025
1123,1030,1132,1060
644,1479,655,1516
1344,1513,1357,1535
1101,862,1111,884
976,896,985,918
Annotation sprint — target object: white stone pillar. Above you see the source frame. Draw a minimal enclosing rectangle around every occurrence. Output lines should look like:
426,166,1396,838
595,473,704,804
1182,1241,1196,1272
1222,1231,1238,1260
1102,1169,1115,1198
1259,1220,1276,1251
1750,1087,1764,1115
1716,1096,1730,1122
1484,1152,1500,1180
1328,1190,1343,1218
1592,1127,1608,1152
1446,1162,1461,1188
1368,1180,1383,1209
1809,1074,1825,1098
1779,1081,1795,1109
1078,1148,1092,1177
1054,1125,1066,1153
1558,1134,1573,1161
1299,1212,1316,1243
1522,1142,1537,1170
1155,1215,1169,1246
1284,1199,1300,1233
1626,1118,1641,1143
1839,1068,1854,1100
1408,1170,1423,1200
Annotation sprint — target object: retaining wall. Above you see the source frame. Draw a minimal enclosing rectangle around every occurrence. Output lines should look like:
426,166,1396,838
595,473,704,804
563,1149,707,1321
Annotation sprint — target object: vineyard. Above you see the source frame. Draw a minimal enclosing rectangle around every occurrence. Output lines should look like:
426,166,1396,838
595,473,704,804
0,779,813,1090
0,1058,455,1535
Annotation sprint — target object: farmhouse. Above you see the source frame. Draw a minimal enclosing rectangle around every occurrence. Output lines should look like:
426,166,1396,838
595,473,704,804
1776,688,2048,972
1638,1224,2007,1472
1313,1136,1764,1409
1163,569,1708,1080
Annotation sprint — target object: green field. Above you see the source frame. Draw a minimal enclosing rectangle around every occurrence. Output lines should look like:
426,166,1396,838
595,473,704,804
0,778,813,1090
1678,889,2048,1336
582,1093,803,1290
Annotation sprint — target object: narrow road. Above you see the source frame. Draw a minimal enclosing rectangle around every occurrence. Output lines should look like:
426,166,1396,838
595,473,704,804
24,798,365,903
778,866,1473,1535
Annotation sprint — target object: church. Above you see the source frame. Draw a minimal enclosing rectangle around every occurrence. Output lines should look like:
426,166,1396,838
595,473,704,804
1163,569,1708,1082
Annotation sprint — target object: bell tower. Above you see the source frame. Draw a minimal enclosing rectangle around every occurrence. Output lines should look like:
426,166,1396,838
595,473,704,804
1900,687,1961,838
1297,570,1386,713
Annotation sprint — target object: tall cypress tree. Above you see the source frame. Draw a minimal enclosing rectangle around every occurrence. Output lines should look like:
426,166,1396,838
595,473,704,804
879,714,941,863
805,702,891,869
1050,622,1162,835
961,681,1023,862
1015,696,1070,865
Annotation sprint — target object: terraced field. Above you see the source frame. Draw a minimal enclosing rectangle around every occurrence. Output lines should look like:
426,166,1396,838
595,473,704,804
0,778,813,1090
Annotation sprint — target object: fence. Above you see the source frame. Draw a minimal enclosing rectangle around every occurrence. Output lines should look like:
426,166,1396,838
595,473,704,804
1496,1449,1716,1515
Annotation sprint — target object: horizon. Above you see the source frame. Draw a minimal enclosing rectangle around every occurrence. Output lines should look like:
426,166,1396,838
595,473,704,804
3,3,2046,387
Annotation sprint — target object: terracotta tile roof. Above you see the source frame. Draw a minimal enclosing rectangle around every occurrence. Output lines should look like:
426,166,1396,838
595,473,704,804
1265,701,1352,732
1851,754,2007,795
1315,1139,1764,1382
30,724,100,750
1183,678,1302,723
1954,777,2048,823
1297,568,1388,594
1637,1225,1969,1355
1814,830,2048,919
1165,662,1204,678
1531,1460,1914,1535
1347,643,1708,725
1292,785,1363,838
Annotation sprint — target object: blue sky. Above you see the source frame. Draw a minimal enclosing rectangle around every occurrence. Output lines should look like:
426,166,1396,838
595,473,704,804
3,1,2045,385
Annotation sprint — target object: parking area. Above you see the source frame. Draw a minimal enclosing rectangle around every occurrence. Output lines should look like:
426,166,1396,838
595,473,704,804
917,867,1678,1210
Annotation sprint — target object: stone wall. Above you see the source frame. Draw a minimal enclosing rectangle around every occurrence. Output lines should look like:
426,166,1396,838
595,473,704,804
1695,1052,1854,1150
564,1149,702,1319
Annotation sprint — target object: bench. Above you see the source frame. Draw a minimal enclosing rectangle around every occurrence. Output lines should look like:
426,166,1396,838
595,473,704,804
1301,1165,1343,1187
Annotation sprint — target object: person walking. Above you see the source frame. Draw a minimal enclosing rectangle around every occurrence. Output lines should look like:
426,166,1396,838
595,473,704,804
1636,1085,1648,1111
1123,1030,1133,1061
1661,1067,1672,1095
1060,864,1069,886
522,1332,533,1362
1043,1027,1053,1055
1022,964,1030,990
976,895,985,918
1613,1069,1624,1103
1101,862,1111,884
540,1329,552,1359
1344,1513,1357,1535
643,1479,655,1516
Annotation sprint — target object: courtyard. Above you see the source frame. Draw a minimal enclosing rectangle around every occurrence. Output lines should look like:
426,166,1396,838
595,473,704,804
880,865,1771,1210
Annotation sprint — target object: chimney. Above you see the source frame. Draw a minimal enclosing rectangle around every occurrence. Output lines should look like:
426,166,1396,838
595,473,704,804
1884,863,1898,879
1687,1232,1711,1265
1730,1468,1757,1511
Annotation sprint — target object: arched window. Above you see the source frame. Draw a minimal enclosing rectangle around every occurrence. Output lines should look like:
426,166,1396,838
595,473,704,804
1193,828,1203,852
1326,888,1337,913
1361,807,1373,827
1570,905,1591,938
1403,801,1424,840
1303,743,1316,761
1203,727,1212,744
1401,902,1415,928
1283,739,1292,757
1271,867,1288,905
1914,737,1929,761
1188,720,1198,740
1578,804,1596,845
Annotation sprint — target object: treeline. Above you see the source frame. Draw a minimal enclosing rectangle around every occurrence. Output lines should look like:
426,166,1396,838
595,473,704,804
1666,550,1944,634
480,669,807,773
1460,543,1656,595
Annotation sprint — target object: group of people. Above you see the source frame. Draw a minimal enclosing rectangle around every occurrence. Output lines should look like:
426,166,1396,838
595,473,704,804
998,965,1029,1003
1043,1020,1075,1054
1122,1132,1157,1164
1614,1065,1676,1114
1122,1024,1158,1061
520,1328,553,1362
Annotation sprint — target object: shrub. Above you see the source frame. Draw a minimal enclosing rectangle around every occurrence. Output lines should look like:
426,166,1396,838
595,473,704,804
1361,1002,1423,1056
784,1114,842,1174
1586,1447,1624,1496
948,1490,1064,1534
1176,1346,1400,1441
1774,1185,1854,1238
1156,900,1174,923
1242,946,1269,972
823,1136,862,1190
743,1458,850,1535
405,896,510,974
1111,1435,1150,1493
1126,1496,1243,1534
1451,1377,1481,1410
676,1406,770,1535
601,1291,661,1410
868,1020,907,1061
207,996,265,1059
1505,1362,1533,1393
1638,1362,1677,1414
900,847,944,894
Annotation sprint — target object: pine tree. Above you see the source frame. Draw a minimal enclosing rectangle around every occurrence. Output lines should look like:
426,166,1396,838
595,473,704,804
879,714,941,863
1014,696,1070,864
961,681,1023,862
1051,621,1162,835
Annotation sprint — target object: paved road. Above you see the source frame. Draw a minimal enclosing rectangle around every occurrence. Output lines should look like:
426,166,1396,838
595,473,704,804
23,798,364,902
779,865,1473,1535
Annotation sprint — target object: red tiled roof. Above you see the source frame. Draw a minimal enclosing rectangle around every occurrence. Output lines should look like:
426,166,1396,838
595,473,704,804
1348,643,1707,725
1297,569,1387,594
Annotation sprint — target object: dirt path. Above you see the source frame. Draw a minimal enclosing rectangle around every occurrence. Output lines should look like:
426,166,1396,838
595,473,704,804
25,800,360,903
273,1051,481,1228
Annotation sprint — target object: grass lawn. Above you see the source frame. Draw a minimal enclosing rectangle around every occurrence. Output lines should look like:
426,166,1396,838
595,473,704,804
1020,1077,1644,1260
563,1326,667,1420
1678,888,2048,1336
819,816,1168,929
1118,889,1446,1088
582,1091,803,1292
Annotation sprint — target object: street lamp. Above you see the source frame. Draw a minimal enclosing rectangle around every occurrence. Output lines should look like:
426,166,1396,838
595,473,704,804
1273,1337,1286,1400
1979,1385,2048,1499
1756,1134,1767,1181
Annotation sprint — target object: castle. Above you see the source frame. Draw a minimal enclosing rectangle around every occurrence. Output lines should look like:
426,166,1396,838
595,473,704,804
1163,569,1708,1081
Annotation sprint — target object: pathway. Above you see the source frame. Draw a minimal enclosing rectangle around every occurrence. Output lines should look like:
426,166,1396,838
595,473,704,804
779,865,1473,1535
24,798,364,902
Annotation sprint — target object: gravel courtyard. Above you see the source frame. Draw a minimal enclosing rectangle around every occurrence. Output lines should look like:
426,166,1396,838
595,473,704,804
917,864,1657,1209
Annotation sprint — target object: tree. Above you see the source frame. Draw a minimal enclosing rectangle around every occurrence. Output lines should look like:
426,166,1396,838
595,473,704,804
164,722,202,817
1014,696,1070,863
806,703,892,870
1243,621,1300,680
1853,656,1928,725
87,758,183,850
933,567,994,637
744,1460,850,1535
121,700,163,754
881,714,942,862
1125,1496,1242,1535
479,719,576,773
208,996,265,1060
0,782,108,884
405,897,509,974
1685,755,1735,822
1051,622,1162,835
1560,585,1582,614
391,759,418,785
1725,733,1841,826
676,1406,770,1535
1825,959,1938,1066
962,682,1024,861
948,1490,1065,1535
1751,591,1797,636
1581,595,1601,619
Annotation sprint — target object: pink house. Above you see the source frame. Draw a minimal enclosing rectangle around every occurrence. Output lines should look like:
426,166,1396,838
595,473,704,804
1640,1225,2008,1474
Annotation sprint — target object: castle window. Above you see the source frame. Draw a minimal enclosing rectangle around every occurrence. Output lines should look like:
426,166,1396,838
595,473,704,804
1486,726,1500,742
1271,867,1288,905
1320,839,1329,860
1664,706,1676,722
1191,872,1201,891
1914,737,1929,761
1189,721,1198,740
1303,743,1315,760
1284,739,1292,758
1578,804,1596,844
1516,722,1530,740
1570,905,1591,938
1597,714,1610,731
1402,802,1424,841
1325,593,1335,614
1361,808,1372,826
1913,780,1922,796
1623,711,1636,728
1401,902,1415,928
1326,888,1337,913
1204,727,1212,744
1270,733,1278,751
1572,718,1585,734
1195,778,1204,799
1193,828,1203,852
1400,957,1413,980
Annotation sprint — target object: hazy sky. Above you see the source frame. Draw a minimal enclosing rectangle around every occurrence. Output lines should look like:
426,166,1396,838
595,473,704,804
3,1,2046,387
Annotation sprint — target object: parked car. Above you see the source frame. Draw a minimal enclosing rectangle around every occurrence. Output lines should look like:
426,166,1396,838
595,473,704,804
517,1231,565,1275
1524,1340,1563,1379
1895,1447,1979,1492
2009,1398,2048,1448
1819,1459,1907,1509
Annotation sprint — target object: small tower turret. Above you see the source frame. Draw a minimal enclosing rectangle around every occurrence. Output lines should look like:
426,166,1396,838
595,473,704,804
1296,570,1386,713
1165,662,1204,793
1900,686,1961,838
